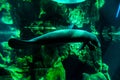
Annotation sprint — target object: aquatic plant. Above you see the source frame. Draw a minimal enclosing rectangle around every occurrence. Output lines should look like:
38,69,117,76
0,42,12,64
95,0,105,9
45,58,65,80
68,7,89,28
0,1,13,24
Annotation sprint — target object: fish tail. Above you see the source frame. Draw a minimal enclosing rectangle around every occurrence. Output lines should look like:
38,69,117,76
8,38,34,49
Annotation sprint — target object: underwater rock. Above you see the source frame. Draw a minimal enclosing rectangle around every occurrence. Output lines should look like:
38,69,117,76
82,63,111,80
101,63,111,80
82,72,107,80
0,0,13,25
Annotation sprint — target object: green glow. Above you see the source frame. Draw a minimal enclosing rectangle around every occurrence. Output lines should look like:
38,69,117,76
0,0,110,80
1,12,13,24
69,8,89,28
7,66,24,80
16,56,32,66
46,58,65,80
0,2,10,11
38,8,46,18
0,42,12,64
26,21,56,35
83,72,107,80
91,25,99,35
10,28,20,38
0,2,13,24
95,0,105,9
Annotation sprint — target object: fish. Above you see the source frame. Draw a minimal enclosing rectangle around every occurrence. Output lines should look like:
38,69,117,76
116,3,120,18
8,29,101,49
52,0,86,4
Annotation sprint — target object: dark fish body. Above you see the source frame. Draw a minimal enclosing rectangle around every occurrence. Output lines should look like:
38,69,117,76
8,29,100,49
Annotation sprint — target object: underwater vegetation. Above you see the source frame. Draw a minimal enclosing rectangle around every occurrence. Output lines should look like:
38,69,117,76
0,0,113,80
0,1,13,24
102,26,120,42
0,0,20,42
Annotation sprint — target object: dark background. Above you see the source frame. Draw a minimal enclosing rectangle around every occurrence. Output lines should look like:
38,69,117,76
100,0,120,80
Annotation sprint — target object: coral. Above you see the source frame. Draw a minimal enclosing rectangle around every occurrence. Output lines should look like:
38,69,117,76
0,0,10,11
68,7,89,28
0,42,12,64
58,42,102,73
82,63,110,80
68,0,102,29
16,56,32,68
0,0,13,24
95,0,105,9
45,58,65,80
83,72,107,80
0,42,25,80
91,25,99,35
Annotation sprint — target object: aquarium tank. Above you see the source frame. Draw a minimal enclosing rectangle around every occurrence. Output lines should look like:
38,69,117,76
0,0,120,80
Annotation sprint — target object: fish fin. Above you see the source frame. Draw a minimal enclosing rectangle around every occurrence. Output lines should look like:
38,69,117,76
79,42,87,50
8,38,34,49
68,24,74,29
